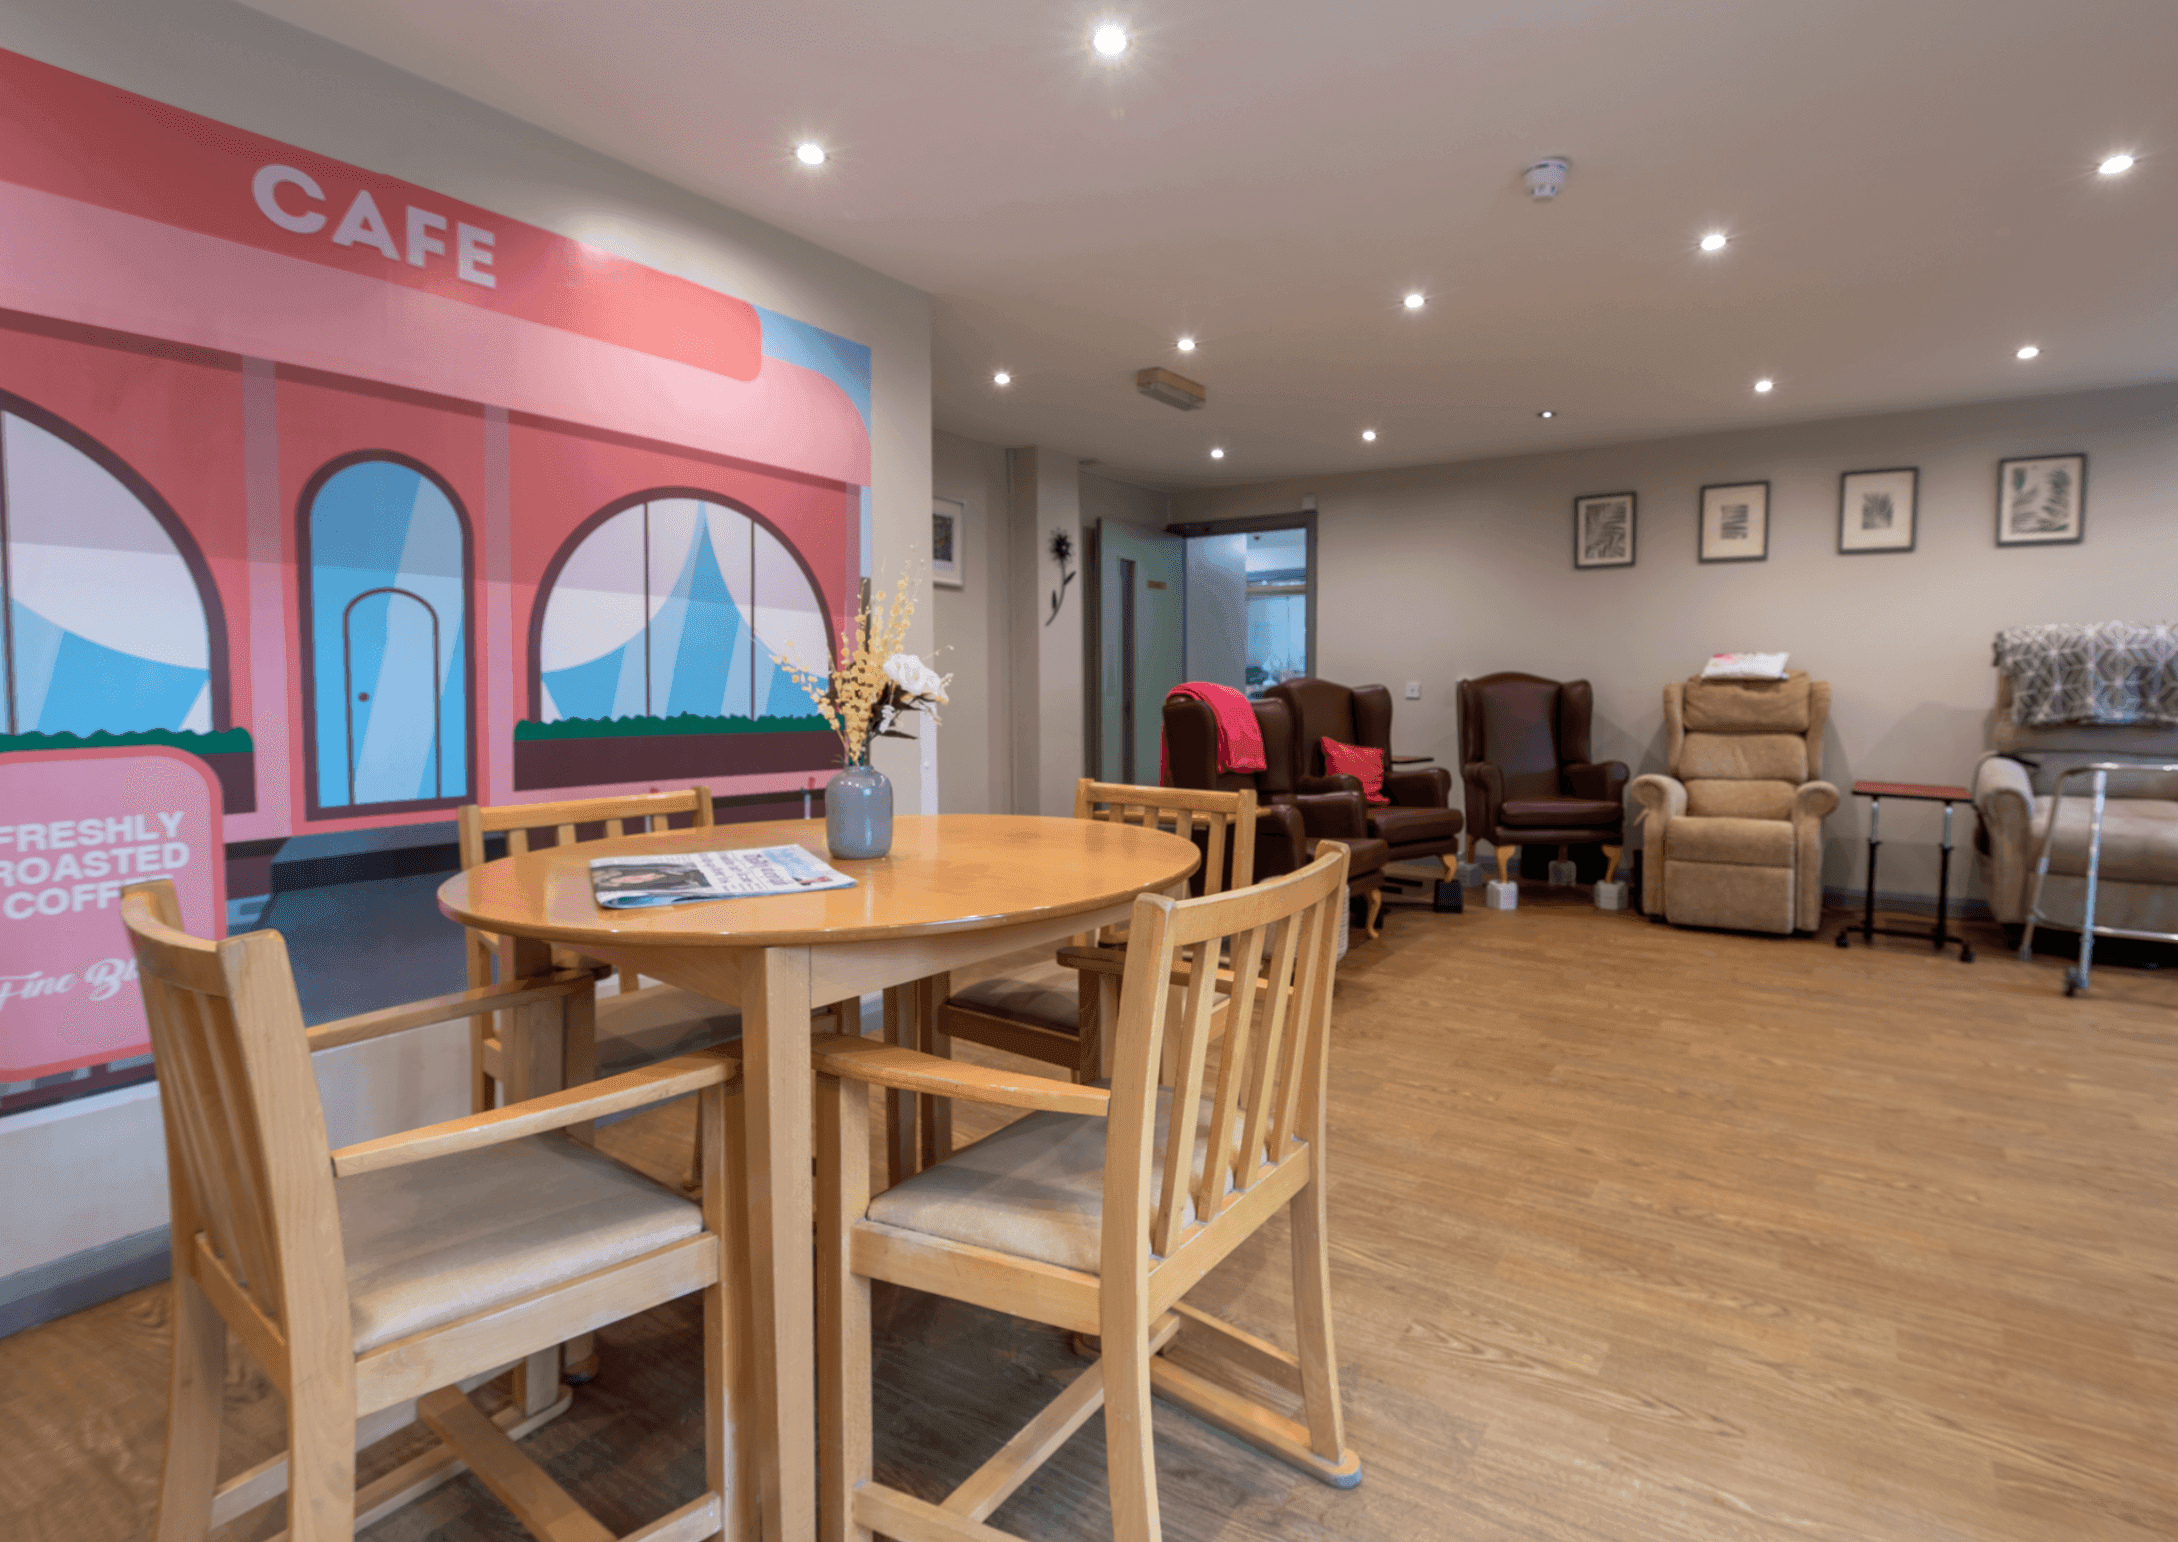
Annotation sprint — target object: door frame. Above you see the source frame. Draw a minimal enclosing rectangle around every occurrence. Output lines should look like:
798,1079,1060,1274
1164,510,1318,692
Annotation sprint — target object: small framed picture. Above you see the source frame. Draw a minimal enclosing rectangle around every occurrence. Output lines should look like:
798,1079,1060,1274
932,497,966,587
1699,480,1769,563
1572,491,1637,569
1996,453,2086,546
1837,467,1917,554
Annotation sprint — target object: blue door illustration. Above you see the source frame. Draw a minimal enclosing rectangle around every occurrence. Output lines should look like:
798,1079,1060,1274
305,457,470,811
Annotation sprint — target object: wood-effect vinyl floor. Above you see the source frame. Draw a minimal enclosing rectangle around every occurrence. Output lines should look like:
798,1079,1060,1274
4,894,2174,1541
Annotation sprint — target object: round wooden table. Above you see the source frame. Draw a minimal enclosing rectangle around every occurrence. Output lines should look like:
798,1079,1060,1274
439,813,1200,1542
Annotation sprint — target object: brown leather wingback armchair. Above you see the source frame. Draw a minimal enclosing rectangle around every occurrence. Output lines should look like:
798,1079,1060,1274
1266,677,1464,911
1162,693,1394,932
1457,672,1629,886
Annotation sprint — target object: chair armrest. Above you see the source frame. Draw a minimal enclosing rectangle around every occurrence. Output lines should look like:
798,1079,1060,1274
1298,773,1364,798
1564,761,1629,802
1628,773,1686,821
1461,761,1503,837
1973,753,2036,830
1254,800,1308,877
809,1032,1110,1116
1383,765,1453,807
1284,790,1369,839
329,1044,738,1177
1390,754,1434,765
307,969,598,1053
1792,781,1841,822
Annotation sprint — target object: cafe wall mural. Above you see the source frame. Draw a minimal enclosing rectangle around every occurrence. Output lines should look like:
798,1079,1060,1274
0,47,871,1114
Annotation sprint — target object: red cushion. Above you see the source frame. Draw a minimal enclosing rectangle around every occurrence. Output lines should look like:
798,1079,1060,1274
1320,738,1388,804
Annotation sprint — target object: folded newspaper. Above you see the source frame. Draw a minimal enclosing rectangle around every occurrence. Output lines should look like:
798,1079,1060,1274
589,845,856,909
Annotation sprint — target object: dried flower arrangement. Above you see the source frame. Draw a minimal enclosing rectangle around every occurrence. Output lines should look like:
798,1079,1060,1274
772,570,951,767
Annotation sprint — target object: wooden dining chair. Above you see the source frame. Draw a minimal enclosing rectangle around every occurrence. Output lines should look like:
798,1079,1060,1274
459,788,735,1111
892,780,1254,1181
123,877,751,1542
812,842,1360,1542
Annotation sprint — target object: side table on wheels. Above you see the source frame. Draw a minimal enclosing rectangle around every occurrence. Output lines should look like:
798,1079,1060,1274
1836,780,1975,962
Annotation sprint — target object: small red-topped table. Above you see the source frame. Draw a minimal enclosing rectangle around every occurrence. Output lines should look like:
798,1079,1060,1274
1836,781,1975,961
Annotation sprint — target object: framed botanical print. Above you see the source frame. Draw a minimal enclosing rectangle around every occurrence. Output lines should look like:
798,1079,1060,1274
932,497,966,587
1996,453,2086,546
1837,467,1917,554
1573,491,1637,569
1699,480,1769,563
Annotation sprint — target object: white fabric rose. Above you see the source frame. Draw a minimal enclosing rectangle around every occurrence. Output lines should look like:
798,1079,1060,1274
883,652,951,704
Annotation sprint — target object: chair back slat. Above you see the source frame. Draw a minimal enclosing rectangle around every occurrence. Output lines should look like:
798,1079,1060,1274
122,880,346,1345
456,788,717,1026
1108,844,1348,1264
1151,938,1224,1257
1236,910,1305,1171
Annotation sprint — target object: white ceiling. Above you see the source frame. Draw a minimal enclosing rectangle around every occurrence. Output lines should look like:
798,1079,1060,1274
238,0,2178,489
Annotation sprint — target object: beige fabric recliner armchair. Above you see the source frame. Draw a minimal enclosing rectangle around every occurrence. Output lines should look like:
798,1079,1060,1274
1972,674,2178,939
1631,670,1838,934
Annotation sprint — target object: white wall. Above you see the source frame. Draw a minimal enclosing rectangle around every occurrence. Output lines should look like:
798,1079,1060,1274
932,431,1012,813
1174,382,2178,904
1,0,931,1295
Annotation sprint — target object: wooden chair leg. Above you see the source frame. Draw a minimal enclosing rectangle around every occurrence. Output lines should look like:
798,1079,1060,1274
283,1392,358,1542
1602,844,1623,884
703,1083,757,1542
914,975,952,1170
1495,845,1517,885
1289,1177,1358,1480
817,1072,873,1542
153,1272,224,1542
880,988,915,1188
1363,889,1383,939
1102,1306,1163,1542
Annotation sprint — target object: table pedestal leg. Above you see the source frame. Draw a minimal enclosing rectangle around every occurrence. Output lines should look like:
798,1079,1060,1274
741,945,816,1542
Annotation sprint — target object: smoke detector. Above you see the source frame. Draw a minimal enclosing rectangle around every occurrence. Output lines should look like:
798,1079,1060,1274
1523,157,1570,201
1135,366,1206,411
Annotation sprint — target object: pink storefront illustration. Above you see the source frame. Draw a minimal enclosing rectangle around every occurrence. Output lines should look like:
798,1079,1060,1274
0,48,872,1112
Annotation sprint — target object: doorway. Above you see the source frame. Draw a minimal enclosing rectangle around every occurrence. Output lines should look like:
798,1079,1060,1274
1087,510,1316,784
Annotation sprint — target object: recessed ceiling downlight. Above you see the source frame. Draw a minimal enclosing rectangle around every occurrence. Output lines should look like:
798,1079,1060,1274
1403,291,1426,310
1699,231,1728,252
1176,336,1196,352
1092,23,1129,57
794,141,827,167
992,371,1012,386
1753,378,1775,393
2099,153,2136,176
1210,447,1225,459
2016,345,2041,360
1537,409,1556,419
1361,429,1377,442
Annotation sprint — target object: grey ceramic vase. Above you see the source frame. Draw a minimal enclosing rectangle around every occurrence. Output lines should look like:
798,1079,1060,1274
826,763,893,860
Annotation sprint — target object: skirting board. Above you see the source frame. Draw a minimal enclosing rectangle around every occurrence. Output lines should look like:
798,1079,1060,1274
0,1225,169,1340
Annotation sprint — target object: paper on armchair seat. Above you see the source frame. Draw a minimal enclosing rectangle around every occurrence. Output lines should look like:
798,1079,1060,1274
589,845,856,908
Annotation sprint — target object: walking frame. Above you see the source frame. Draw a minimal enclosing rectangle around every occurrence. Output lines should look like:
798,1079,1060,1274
2018,760,2178,996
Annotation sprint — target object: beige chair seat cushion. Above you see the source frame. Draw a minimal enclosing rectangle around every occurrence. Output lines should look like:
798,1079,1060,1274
950,956,1085,1034
596,984,742,1075
1668,815,1794,867
2030,797,2178,884
866,1088,1255,1274
339,1135,701,1354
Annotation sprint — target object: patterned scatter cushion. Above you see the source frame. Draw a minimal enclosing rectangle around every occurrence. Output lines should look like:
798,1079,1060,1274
1321,738,1388,804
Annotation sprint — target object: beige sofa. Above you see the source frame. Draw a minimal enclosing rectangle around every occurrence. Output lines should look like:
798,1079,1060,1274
1972,675,2178,939
1631,670,1838,934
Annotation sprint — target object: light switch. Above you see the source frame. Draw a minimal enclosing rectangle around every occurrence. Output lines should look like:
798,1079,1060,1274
1404,680,1421,700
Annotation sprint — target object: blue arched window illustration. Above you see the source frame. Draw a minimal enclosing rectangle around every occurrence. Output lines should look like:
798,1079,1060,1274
302,455,472,811
535,496,830,724
0,397,223,738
